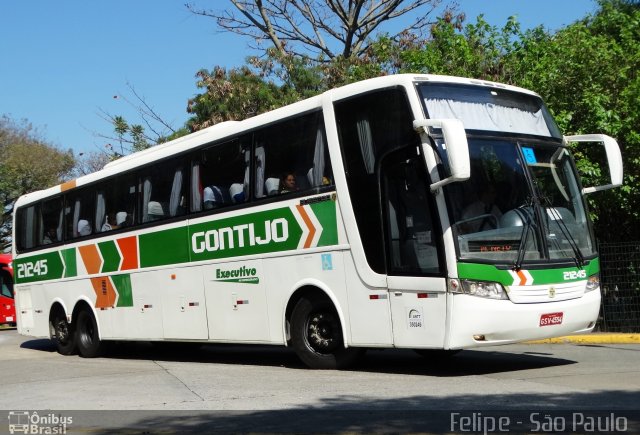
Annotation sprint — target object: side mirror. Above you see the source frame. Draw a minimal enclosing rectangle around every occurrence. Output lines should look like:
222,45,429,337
564,134,623,194
414,119,470,192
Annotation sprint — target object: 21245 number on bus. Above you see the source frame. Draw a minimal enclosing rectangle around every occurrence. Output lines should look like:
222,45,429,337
16,259,48,279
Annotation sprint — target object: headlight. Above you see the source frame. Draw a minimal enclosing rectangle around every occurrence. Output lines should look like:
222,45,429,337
585,273,600,292
461,280,509,300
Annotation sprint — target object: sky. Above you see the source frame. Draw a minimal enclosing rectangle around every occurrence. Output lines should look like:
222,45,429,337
1,0,598,156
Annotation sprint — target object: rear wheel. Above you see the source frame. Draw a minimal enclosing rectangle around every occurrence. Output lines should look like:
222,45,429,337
50,310,76,355
76,309,105,358
290,296,363,369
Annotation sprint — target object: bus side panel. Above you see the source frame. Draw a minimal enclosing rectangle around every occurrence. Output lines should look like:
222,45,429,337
161,266,208,340
343,253,393,347
205,259,270,342
263,250,350,345
387,276,448,348
110,270,164,340
16,284,48,338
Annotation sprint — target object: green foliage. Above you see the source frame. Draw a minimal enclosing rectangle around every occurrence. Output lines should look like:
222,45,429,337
186,62,310,131
0,116,76,251
377,0,639,241
514,0,640,240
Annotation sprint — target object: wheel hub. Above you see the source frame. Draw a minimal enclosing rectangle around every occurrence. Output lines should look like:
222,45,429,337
307,312,339,353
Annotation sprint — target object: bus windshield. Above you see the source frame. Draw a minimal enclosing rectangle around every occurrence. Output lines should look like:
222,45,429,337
441,138,596,264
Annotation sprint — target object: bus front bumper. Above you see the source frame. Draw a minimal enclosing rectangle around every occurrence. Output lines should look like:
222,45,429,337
446,289,601,349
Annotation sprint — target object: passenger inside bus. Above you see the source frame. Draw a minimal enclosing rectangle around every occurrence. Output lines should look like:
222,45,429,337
203,186,224,209
101,214,118,232
461,185,503,232
42,225,58,244
77,219,92,236
116,211,129,227
279,173,298,193
147,201,165,221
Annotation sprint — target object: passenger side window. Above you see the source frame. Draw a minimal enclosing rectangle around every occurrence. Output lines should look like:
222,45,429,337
254,111,333,198
16,204,38,251
95,174,137,232
40,198,63,245
140,161,187,223
65,188,95,240
192,138,249,213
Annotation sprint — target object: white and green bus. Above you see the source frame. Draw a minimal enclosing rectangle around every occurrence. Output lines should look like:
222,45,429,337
13,74,623,369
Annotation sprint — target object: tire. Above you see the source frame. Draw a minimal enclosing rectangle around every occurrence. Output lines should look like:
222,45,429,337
49,310,76,355
290,296,363,369
75,309,105,358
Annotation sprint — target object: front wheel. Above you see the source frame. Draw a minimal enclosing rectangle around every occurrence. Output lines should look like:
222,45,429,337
76,309,105,358
50,311,76,355
290,296,363,369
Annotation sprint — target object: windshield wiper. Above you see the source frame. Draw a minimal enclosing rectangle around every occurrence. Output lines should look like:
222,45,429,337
540,194,585,267
513,197,535,271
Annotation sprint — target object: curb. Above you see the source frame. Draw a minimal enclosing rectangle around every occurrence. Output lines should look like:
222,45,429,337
527,333,640,344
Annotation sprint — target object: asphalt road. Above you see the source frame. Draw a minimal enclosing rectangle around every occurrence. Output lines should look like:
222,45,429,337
1,328,638,433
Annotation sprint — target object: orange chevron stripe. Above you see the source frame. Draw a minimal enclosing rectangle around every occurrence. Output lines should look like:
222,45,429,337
516,270,527,286
117,236,138,271
90,277,117,308
296,205,316,249
78,244,102,275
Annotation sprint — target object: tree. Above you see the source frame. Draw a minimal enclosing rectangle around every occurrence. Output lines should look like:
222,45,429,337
511,0,640,240
378,0,639,241
0,116,75,252
73,151,112,177
187,64,304,130
185,1,462,130
97,83,190,157
187,0,453,61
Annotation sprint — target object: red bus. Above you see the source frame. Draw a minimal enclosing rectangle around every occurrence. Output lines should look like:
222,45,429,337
0,254,15,326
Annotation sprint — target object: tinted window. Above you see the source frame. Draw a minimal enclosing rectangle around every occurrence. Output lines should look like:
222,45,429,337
40,198,63,246
254,111,332,198
96,174,137,232
140,161,187,223
193,137,250,212
16,204,38,251
383,148,442,275
65,188,95,240
335,88,419,273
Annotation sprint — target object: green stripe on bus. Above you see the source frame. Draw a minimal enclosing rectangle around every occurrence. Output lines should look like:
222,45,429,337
139,227,191,268
15,201,339,282
14,251,65,284
99,241,121,273
62,248,77,278
189,207,303,262
458,258,600,286
112,274,134,307
311,200,339,246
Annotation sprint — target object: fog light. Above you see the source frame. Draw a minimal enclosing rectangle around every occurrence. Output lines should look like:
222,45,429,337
473,335,486,341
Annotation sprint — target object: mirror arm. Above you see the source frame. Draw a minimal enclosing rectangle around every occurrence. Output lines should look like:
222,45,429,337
413,119,470,193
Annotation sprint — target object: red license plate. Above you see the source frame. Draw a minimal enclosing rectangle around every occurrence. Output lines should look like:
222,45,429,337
539,312,563,327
